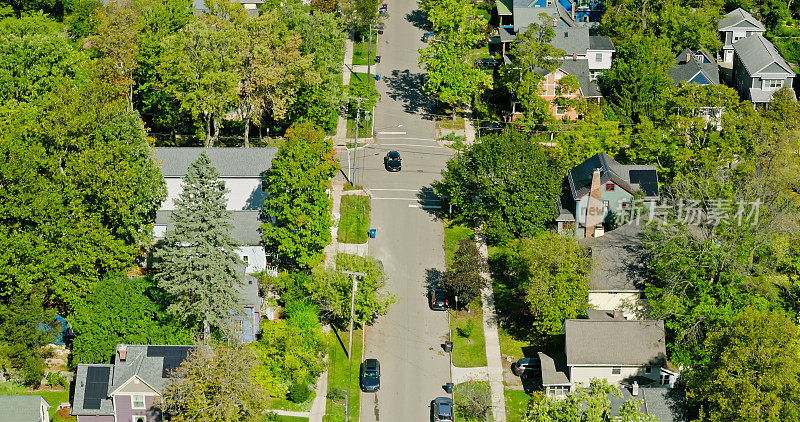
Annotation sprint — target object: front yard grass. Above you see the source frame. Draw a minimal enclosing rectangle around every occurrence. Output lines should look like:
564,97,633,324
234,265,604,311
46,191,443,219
450,306,487,367
444,221,475,269
0,382,73,421
325,328,362,422
338,195,371,244
265,394,315,413
352,38,377,66
504,389,532,422
498,326,529,360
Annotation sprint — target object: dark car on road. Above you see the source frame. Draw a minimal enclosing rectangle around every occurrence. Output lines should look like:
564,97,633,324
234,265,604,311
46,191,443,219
360,359,380,392
384,150,402,171
512,357,541,377
431,397,453,421
428,288,449,311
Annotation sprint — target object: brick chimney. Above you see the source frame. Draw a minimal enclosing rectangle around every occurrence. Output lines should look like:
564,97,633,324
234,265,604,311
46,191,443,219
571,1,576,21
685,52,691,64
572,52,577,61
585,168,603,237
117,344,127,361
552,19,558,27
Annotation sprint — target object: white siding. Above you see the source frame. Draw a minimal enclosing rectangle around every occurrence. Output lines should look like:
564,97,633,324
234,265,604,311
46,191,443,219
162,177,265,211
586,50,613,71
588,292,647,320
569,365,659,387
236,246,267,273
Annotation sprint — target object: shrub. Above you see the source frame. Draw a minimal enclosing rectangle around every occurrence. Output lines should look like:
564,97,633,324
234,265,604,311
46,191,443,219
457,319,475,338
46,372,69,388
289,381,313,403
327,386,346,402
443,132,466,150
21,355,45,387
455,382,491,419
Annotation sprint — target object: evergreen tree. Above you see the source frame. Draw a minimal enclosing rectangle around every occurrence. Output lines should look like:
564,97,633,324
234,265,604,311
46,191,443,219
442,238,488,308
155,152,242,342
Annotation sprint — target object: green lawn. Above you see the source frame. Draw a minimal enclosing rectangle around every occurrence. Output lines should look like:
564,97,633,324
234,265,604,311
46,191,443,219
454,381,492,421
325,328,362,422
352,39,377,66
0,382,73,421
346,117,373,139
504,389,531,422
450,306,487,367
337,195,371,244
265,393,315,412
438,116,466,131
444,222,475,269
346,73,377,139
498,326,529,360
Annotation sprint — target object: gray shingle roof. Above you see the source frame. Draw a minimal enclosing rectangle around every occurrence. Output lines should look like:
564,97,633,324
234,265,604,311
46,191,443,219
0,396,49,422
156,209,264,245
567,153,659,199
514,2,576,32
668,48,720,85
579,222,648,292
550,27,589,55
613,387,688,422
564,319,667,366
108,345,196,393
733,34,793,76
559,59,602,98
718,7,765,31
538,351,570,386
154,147,278,178
588,36,614,51
72,364,115,416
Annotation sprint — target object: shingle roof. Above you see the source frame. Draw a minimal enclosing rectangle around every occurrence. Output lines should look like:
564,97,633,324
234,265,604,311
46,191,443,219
588,36,614,51
564,319,667,366
579,222,648,292
733,34,793,76
72,364,115,416
559,59,602,98
156,210,264,245
567,153,659,199
108,345,196,393
0,396,49,422
613,387,688,422
550,27,589,55
718,7,765,31
154,147,278,178
668,48,720,85
514,1,576,32
496,0,513,15
538,351,570,385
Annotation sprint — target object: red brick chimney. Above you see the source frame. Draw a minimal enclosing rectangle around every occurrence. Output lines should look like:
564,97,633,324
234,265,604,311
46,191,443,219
685,52,691,63
117,344,127,361
552,19,558,27
573,52,577,61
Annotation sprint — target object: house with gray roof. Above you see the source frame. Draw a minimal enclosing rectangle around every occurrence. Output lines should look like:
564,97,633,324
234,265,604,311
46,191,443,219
718,8,765,63
72,345,196,422
0,395,50,422
549,27,615,77
668,49,719,86
556,153,659,238
153,147,278,275
731,34,796,105
612,385,688,422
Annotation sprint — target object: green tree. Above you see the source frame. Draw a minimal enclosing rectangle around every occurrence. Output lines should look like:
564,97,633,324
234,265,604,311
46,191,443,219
69,275,192,365
262,122,338,270
89,1,142,110
252,301,326,398
690,308,800,421
64,0,102,38
0,293,56,386
159,342,268,421
155,152,243,342
499,233,590,338
435,130,562,244
442,238,488,308
524,379,657,422
159,12,244,146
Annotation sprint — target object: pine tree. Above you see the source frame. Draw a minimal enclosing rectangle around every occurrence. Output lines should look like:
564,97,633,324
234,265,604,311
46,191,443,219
442,238,488,309
155,152,242,342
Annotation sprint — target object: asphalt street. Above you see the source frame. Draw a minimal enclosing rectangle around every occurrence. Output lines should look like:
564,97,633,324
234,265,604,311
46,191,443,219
348,1,456,420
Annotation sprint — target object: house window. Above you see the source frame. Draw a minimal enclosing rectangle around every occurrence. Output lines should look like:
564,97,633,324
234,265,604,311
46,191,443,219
733,35,744,42
242,255,249,266
132,395,145,409
659,373,671,385
645,366,652,374
612,367,621,375
549,385,569,396
763,79,784,90
583,16,589,22
133,417,146,422
555,105,567,115
602,200,609,214
605,183,615,191
595,53,602,62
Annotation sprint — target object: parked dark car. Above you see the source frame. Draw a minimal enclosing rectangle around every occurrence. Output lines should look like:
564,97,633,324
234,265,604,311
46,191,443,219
512,357,541,377
428,288,448,311
431,397,453,421
384,150,402,171
360,359,381,392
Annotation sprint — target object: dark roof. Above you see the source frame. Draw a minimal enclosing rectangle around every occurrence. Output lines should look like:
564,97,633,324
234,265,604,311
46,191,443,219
668,48,720,85
0,396,50,422
567,153,659,199
733,34,793,76
154,147,277,178
559,59,602,98
564,319,667,366
580,222,648,292
588,36,614,51
718,7,765,31
72,364,114,415
156,209,264,245
612,387,688,422
538,351,570,385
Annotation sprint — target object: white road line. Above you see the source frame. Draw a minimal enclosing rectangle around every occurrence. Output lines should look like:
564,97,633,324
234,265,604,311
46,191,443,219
377,131,407,135
378,143,444,149
408,204,442,209
372,197,442,201
377,137,438,141
369,188,421,192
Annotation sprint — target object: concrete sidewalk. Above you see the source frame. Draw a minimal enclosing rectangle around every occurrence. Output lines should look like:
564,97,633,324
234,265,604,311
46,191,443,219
266,367,329,421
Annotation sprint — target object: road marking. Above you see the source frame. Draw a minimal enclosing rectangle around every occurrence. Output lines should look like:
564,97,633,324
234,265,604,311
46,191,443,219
372,197,441,201
378,143,444,149
369,188,422,192
378,137,438,142
377,131,407,135
408,204,442,209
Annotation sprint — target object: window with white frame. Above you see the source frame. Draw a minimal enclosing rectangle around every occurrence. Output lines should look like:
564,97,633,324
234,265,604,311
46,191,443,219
555,105,567,115
548,385,570,396
763,79,784,90
612,367,621,375
659,373,671,385
133,416,146,422
595,53,602,62
132,395,146,409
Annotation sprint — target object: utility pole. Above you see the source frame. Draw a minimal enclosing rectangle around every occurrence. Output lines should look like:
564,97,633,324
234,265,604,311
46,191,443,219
341,270,366,422
348,97,369,186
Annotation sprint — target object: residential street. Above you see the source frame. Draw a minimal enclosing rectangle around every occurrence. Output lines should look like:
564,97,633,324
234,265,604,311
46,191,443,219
348,0,456,420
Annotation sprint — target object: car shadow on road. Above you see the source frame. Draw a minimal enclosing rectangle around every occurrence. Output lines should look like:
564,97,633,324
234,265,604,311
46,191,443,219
384,69,436,117
405,10,430,30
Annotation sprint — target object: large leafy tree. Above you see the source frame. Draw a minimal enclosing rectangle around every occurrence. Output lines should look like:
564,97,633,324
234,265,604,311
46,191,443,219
442,238,488,308
525,379,657,421
689,308,800,421
69,275,192,365
159,342,268,422
262,122,338,270
435,130,562,244
155,152,243,342
89,1,142,109
497,233,590,338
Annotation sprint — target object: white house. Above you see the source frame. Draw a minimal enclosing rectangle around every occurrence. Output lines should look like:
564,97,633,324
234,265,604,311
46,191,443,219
718,8,765,63
0,395,51,422
153,147,278,274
